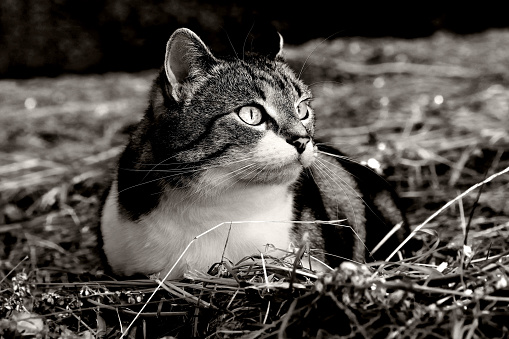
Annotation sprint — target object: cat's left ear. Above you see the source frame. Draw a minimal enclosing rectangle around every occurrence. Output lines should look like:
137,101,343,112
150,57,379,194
164,28,217,101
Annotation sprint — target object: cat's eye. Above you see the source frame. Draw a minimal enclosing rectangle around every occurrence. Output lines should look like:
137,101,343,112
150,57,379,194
297,101,310,120
238,106,264,125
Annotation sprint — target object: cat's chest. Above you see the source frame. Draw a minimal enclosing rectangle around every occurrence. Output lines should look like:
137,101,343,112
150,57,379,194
138,185,295,277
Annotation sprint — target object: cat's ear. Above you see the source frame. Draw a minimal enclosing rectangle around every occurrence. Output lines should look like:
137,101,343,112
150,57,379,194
274,32,284,59
247,28,284,60
164,28,217,100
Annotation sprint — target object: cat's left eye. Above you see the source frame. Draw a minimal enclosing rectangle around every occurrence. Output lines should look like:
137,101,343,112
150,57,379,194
297,101,310,120
238,106,264,125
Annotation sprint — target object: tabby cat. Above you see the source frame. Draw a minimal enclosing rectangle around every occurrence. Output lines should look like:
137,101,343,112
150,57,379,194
100,28,408,280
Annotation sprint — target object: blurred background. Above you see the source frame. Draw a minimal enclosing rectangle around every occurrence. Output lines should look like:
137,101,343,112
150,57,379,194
2,0,509,77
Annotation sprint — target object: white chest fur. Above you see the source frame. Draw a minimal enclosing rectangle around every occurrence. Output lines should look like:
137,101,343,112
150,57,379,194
101,180,295,279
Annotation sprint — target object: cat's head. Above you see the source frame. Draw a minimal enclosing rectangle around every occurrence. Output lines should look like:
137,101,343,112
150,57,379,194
150,28,316,189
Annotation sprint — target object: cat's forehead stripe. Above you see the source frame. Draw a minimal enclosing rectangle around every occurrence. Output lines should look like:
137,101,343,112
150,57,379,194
237,60,303,98
252,82,267,101
241,65,268,101
255,69,302,100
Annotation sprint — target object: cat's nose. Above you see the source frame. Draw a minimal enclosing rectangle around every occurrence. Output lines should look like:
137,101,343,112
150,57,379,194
287,136,310,154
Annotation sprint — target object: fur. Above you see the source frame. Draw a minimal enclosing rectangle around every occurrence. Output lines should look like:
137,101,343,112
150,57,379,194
102,180,295,279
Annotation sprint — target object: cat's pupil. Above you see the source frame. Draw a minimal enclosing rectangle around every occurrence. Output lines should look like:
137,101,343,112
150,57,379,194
238,106,263,126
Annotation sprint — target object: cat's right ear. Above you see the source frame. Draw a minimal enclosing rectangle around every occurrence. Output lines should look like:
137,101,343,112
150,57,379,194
164,28,217,101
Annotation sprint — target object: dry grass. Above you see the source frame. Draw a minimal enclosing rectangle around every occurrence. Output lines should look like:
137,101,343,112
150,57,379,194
1,30,509,338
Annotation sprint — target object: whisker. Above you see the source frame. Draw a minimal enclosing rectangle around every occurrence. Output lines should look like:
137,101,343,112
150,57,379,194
219,163,262,193
313,159,357,225
297,31,342,80
308,80,344,88
133,153,180,167
315,157,364,206
317,150,394,192
139,153,186,183
315,141,366,153
185,163,257,209
121,156,254,173
242,22,255,61
117,170,199,195
316,149,358,162
221,27,239,59
313,158,375,259
244,164,269,186
316,149,361,164
191,163,257,199
315,156,391,256
118,156,255,195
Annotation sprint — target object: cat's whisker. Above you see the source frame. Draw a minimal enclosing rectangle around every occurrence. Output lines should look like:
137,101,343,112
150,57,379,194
317,154,392,201
297,31,342,80
315,141,366,152
314,159,359,222
315,158,389,255
316,149,361,163
134,153,181,167
136,147,247,183
123,156,255,173
222,27,239,59
134,147,256,166
176,155,257,198
216,163,263,195
312,159,354,223
242,22,255,61
119,167,203,173
306,166,317,182
191,163,257,198
139,153,189,183
308,80,344,88
312,160,374,260
184,163,258,210
316,149,388,185
314,158,357,190
117,170,200,195
119,156,256,195
208,163,257,191
245,163,269,186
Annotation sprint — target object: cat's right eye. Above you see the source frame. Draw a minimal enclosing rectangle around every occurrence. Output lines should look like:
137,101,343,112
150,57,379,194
238,106,264,126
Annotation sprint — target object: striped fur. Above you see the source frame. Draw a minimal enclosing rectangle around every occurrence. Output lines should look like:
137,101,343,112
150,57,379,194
100,28,408,279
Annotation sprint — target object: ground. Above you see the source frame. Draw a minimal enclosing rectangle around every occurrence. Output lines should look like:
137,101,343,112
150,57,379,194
1,30,509,338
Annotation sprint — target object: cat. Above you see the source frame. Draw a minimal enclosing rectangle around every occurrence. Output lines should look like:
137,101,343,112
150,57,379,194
99,28,408,280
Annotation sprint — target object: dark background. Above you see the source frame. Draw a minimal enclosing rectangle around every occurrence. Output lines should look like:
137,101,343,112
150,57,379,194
1,0,508,78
